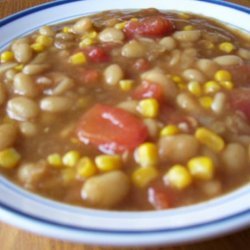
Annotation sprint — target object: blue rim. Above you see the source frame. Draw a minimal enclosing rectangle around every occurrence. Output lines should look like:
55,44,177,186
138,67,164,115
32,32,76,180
0,0,249,243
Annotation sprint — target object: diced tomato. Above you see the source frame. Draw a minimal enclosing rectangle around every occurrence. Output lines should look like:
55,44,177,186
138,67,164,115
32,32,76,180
230,89,250,120
148,185,172,210
76,104,148,153
133,58,151,72
77,68,101,86
225,64,250,87
124,15,175,38
132,81,165,102
85,46,110,63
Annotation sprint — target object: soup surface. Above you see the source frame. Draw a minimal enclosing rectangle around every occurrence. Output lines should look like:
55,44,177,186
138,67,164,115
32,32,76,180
0,9,249,210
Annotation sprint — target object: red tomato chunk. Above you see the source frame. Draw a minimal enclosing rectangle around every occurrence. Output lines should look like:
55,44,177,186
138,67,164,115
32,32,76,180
76,104,149,153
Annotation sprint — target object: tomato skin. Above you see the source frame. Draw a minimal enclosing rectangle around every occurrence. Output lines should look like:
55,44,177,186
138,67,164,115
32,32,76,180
132,81,165,102
76,104,148,153
226,64,250,87
230,89,250,120
133,58,151,72
85,47,110,63
124,16,175,38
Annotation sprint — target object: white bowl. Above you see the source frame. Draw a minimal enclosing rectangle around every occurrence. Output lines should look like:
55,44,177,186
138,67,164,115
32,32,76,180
0,0,249,246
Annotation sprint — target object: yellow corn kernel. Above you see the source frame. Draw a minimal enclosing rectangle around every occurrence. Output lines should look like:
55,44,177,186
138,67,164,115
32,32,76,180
62,150,81,167
36,35,53,47
132,166,159,188
200,40,214,49
119,79,134,91
160,125,180,137
136,143,158,167
14,64,24,71
164,165,192,190
172,75,183,83
220,80,234,90
137,98,159,118
204,81,221,94
63,26,71,33
69,52,87,65
195,127,225,152
47,153,62,168
0,51,14,62
199,96,213,109
130,18,138,22
219,42,235,53
183,25,194,31
95,154,121,172
31,43,45,52
88,30,98,39
0,148,21,169
188,156,214,180
187,81,202,96
115,22,126,30
79,37,95,48
178,12,190,19
61,168,76,183
214,70,232,82
77,157,97,178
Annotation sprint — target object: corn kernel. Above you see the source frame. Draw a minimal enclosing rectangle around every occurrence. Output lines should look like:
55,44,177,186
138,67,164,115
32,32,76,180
0,51,14,62
136,143,158,167
31,43,45,52
119,79,134,91
14,64,24,71
199,96,213,109
132,166,158,188
137,98,159,118
172,75,183,83
79,37,95,48
183,25,194,31
219,42,235,53
160,125,180,137
200,40,215,49
188,156,214,180
61,168,76,182
164,165,192,190
178,82,186,90
187,81,202,96
204,81,221,94
130,18,138,22
220,80,234,90
47,153,62,168
115,22,126,30
77,157,97,178
63,26,71,33
69,52,87,65
95,154,121,172
0,148,21,169
62,150,81,167
88,30,98,39
36,35,53,47
214,70,232,82
195,127,225,152
178,13,190,19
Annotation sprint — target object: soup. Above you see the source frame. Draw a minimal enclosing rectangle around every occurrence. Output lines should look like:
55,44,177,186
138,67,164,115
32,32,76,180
0,9,249,210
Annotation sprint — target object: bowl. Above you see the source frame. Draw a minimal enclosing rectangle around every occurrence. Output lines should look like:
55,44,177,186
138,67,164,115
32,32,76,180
0,0,249,246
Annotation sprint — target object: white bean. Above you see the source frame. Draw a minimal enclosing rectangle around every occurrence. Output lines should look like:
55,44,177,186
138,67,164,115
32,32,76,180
159,37,176,51
22,64,50,75
169,49,181,66
0,63,18,74
141,68,178,101
196,59,219,77
117,100,138,114
143,118,162,138
0,83,7,106
30,52,48,64
81,171,130,208
104,64,124,86
182,68,206,82
99,27,124,43
176,93,202,115
0,123,18,150
39,26,55,36
73,18,92,34
12,43,33,63
5,69,17,81
7,97,39,121
19,121,38,137
158,134,199,163
211,92,227,115
121,40,145,58
221,143,248,174
213,55,243,66
13,73,38,97
238,48,250,60
200,180,221,197
173,30,201,42
40,96,73,113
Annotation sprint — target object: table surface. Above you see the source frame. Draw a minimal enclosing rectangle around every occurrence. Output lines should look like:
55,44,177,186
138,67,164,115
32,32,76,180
0,0,250,249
